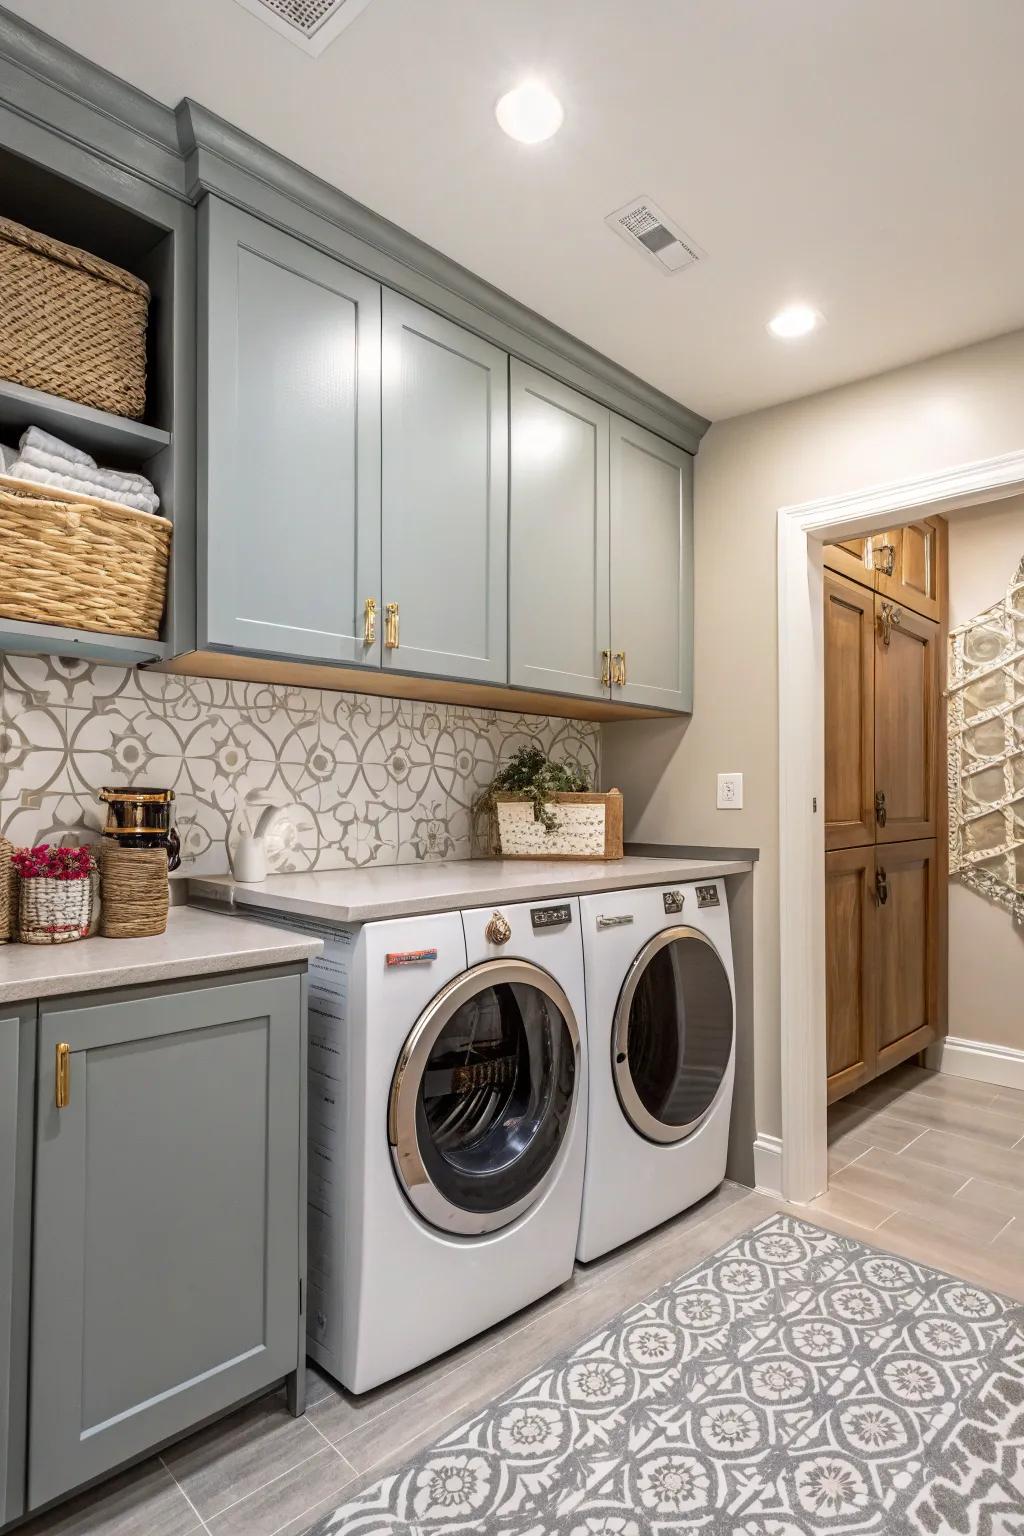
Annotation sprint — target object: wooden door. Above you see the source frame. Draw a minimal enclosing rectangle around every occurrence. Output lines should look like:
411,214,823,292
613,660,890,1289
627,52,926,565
874,517,946,622
874,597,939,843
0,1008,33,1527
824,537,871,586
381,292,508,684
609,415,693,711
874,838,940,1073
509,361,611,699
824,571,875,849
825,847,877,1103
200,196,382,664
30,975,303,1510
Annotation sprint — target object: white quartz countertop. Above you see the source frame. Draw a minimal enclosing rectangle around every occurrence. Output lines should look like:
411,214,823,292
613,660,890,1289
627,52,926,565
190,855,752,925
0,905,322,1005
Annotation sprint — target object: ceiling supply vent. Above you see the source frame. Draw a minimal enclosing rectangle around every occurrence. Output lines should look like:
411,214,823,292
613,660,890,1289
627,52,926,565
605,197,704,275
232,0,376,55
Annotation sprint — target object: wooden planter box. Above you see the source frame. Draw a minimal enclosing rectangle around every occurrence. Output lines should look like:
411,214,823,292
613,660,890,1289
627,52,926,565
494,790,623,860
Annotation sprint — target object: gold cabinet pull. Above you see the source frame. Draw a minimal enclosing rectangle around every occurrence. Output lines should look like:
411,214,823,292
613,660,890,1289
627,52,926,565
384,602,400,649
55,1042,71,1109
600,649,611,687
363,597,377,646
878,602,902,647
612,650,627,686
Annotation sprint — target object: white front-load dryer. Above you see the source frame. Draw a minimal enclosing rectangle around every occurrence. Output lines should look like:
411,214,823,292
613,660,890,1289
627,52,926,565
306,896,588,1393
576,878,735,1262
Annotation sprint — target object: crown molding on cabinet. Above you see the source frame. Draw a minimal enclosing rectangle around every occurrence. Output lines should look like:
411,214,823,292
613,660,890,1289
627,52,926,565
0,6,709,452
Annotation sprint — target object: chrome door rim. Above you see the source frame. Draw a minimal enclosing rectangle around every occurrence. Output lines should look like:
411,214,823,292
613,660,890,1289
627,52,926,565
612,925,733,1145
388,958,582,1236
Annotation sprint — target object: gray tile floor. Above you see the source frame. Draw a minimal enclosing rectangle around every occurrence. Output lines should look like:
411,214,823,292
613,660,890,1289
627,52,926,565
21,1062,1024,1536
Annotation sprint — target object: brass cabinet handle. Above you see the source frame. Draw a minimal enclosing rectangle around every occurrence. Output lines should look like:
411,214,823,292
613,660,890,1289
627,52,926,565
55,1042,71,1109
875,866,889,906
600,649,611,687
384,602,400,649
363,597,377,646
878,602,902,647
874,789,887,827
612,651,627,686
873,540,896,577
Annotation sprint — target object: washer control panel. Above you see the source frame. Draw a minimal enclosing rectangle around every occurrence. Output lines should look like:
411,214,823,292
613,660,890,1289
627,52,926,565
530,903,572,930
695,884,721,909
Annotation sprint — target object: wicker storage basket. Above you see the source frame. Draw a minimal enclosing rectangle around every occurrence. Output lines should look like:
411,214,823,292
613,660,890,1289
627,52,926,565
100,845,169,939
0,837,13,943
495,790,623,860
0,216,149,418
18,871,95,944
0,475,171,639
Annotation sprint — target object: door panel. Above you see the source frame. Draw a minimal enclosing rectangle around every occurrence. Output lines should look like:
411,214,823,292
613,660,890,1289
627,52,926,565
875,838,940,1071
875,598,939,842
200,197,381,663
509,362,611,699
0,1009,33,1527
825,847,877,1104
824,537,872,587
381,293,508,683
824,571,875,849
609,417,693,711
30,976,302,1509
874,517,946,622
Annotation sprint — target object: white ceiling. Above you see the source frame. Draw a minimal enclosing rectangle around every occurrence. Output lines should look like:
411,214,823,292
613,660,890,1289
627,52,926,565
8,0,1024,420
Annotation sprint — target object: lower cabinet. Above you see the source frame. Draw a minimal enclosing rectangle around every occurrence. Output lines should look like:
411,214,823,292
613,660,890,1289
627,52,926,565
0,1008,33,1527
29,973,305,1512
825,840,941,1104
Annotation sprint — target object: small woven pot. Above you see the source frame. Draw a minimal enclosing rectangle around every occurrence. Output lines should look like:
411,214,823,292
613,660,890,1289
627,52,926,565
18,872,94,944
0,837,13,942
100,845,169,939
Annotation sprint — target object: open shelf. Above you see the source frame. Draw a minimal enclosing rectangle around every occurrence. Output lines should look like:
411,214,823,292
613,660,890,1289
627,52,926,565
0,379,170,467
0,617,169,667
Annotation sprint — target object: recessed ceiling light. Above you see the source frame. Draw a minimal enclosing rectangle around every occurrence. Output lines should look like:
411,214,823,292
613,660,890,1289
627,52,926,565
767,304,821,339
495,80,564,144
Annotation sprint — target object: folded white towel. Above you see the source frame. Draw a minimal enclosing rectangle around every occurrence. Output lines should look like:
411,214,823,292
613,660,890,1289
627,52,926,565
7,457,159,514
0,443,18,474
20,425,96,469
18,444,157,499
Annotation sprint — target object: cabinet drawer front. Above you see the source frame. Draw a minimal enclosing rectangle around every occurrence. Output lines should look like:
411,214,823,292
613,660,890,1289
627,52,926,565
30,976,302,1510
200,197,381,664
510,361,611,699
382,293,507,683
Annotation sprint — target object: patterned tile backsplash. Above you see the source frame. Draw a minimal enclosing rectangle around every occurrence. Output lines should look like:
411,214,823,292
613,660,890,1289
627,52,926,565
0,655,601,876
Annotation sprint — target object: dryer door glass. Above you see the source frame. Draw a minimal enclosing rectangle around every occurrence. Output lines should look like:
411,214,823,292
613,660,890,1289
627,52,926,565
390,961,580,1235
613,927,732,1145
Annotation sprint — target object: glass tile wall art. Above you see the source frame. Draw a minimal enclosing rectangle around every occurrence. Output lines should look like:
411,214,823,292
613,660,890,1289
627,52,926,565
948,556,1024,926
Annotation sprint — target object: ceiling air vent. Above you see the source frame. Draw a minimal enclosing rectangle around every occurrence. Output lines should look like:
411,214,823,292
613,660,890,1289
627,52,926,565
605,197,704,275
232,0,377,56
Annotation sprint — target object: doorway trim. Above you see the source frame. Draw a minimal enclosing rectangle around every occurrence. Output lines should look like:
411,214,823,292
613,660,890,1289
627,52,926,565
777,447,1024,1203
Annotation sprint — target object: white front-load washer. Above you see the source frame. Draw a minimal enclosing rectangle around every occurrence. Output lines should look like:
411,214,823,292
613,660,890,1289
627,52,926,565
305,895,588,1393
576,878,735,1262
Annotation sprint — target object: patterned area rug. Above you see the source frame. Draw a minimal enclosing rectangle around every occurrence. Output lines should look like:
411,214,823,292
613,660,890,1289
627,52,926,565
311,1214,1024,1533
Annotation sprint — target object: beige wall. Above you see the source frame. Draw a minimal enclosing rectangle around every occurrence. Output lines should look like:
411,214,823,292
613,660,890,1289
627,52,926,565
947,495,1024,1052
604,327,1024,1140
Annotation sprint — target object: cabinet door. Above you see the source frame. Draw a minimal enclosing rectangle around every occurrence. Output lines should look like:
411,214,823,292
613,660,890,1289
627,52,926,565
381,293,507,683
509,361,611,699
874,517,946,622
825,847,877,1104
874,838,941,1073
609,416,693,711
824,537,872,587
0,1008,33,1527
200,197,381,664
29,975,302,1510
875,598,939,843
824,571,875,850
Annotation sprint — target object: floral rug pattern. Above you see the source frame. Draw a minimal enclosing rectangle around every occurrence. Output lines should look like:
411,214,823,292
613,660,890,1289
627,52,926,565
312,1214,1024,1534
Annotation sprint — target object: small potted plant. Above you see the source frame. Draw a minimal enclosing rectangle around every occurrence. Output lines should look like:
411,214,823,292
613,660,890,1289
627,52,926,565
478,746,623,860
13,844,96,944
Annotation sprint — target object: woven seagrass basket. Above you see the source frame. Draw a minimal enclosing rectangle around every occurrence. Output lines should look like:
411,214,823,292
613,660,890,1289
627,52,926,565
100,845,169,939
0,476,171,639
0,216,149,418
18,871,95,944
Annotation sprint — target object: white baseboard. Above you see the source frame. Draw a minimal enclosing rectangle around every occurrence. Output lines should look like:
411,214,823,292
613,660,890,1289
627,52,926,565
752,1134,783,1198
927,1034,1024,1092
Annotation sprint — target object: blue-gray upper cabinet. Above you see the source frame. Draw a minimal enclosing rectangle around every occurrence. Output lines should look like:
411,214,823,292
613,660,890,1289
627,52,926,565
509,362,611,700
609,415,694,712
29,974,303,1511
381,293,508,684
199,197,382,665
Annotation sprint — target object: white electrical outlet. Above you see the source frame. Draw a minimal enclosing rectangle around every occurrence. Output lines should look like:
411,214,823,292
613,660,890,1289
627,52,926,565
717,772,743,809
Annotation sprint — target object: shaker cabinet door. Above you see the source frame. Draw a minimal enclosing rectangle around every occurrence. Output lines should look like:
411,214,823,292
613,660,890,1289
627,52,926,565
381,293,508,683
874,598,939,844
874,838,941,1073
509,361,611,699
0,1008,33,1527
609,415,693,712
199,196,381,664
824,571,875,850
29,975,303,1511
874,517,946,623
825,846,877,1104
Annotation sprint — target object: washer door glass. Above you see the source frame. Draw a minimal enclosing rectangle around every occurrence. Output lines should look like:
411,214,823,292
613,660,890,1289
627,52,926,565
613,927,732,1144
390,961,580,1235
